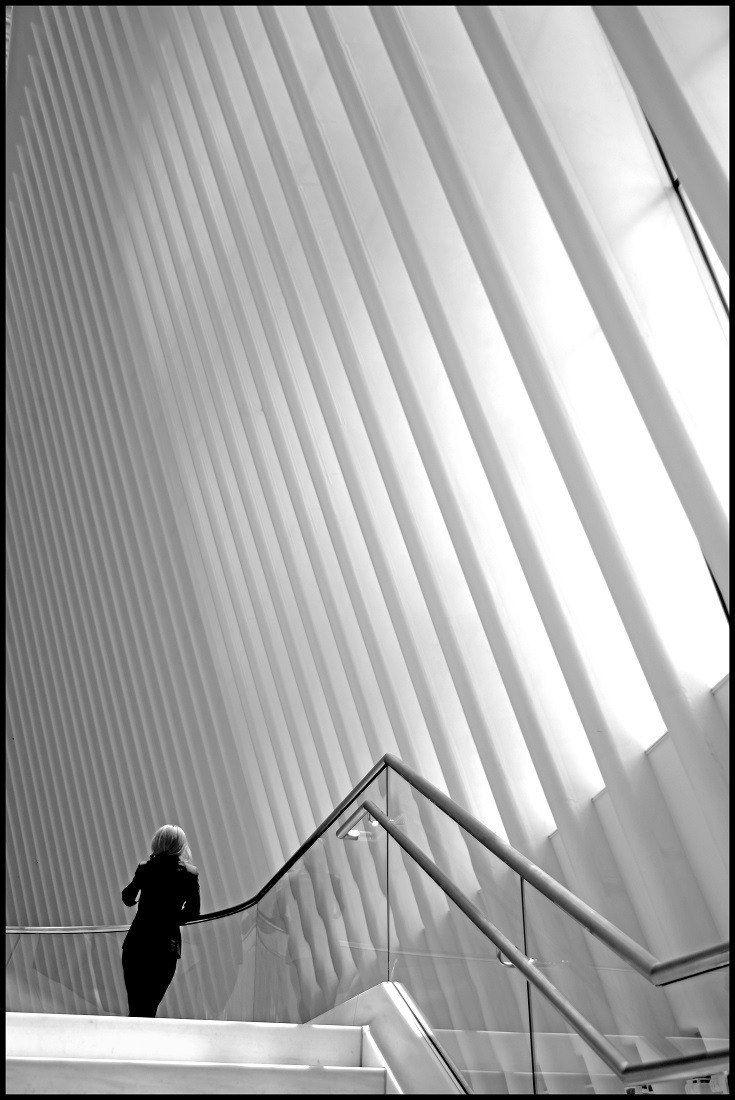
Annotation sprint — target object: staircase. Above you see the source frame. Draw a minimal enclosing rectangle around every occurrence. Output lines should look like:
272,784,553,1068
5,1012,387,1094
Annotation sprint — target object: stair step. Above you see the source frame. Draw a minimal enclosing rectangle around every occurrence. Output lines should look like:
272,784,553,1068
6,1056,386,1094
6,1012,363,1066
435,1027,613,1072
433,1027,718,1071
462,1068,621,1093
434,1027,726,1092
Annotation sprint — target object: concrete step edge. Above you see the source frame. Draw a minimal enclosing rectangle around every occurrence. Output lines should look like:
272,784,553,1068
6,1057,386,1096
6,1013,365,1066
7,1056,383,1071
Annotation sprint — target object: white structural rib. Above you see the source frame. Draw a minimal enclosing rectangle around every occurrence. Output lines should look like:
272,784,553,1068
593,5,728,276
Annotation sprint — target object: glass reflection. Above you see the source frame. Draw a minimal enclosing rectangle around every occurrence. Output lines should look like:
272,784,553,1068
6,930,128,1016
160,907,257,1020
524,881,729,1091
387,770,525,954
387,834,533,1093
254,773,388,1022
529,985,625,1095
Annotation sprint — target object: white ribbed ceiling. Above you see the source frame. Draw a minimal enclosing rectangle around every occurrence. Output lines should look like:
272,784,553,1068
6,6,728,961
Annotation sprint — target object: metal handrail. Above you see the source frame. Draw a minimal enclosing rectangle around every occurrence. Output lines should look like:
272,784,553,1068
363,799,729,1088
381,754,729,986
5,752,729,988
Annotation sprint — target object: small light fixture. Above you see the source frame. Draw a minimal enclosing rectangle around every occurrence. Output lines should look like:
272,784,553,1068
337,804,383,839
336,805,369,839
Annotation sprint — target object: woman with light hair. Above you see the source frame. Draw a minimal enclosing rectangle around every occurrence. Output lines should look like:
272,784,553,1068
121,824,200,1017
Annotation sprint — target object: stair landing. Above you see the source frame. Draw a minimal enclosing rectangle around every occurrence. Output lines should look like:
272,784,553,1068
5,1012,386,1094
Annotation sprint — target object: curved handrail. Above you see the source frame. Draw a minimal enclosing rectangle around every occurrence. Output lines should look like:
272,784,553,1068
363,799,729,1088
6,752,729,989
5,756,389,935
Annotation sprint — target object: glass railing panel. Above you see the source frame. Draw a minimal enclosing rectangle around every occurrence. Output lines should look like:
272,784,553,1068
159,907,258,1020
5,930,128,1015
527,984,626,1095
387,769,526,954
662,967,730,1051
254,772,388,1022
4,912,257,1021
387,833,534,1094
524,882,729,1090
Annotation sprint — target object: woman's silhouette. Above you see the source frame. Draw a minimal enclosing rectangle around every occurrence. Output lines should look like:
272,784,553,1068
121,824,200,1017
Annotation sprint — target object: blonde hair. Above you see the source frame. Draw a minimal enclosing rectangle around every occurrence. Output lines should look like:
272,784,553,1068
151,824,192,863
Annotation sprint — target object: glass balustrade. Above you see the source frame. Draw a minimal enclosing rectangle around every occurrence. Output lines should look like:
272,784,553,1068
253,773,388,1022
3,913,259,1021
6,928,128,1016
163,907,258,1020
386,769,526,953
381,769,729,1092
523,881,729,1094
386,832,533,1093
4,760,729,1095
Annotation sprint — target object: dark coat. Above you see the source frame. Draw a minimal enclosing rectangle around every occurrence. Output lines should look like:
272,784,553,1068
122,853,200,958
